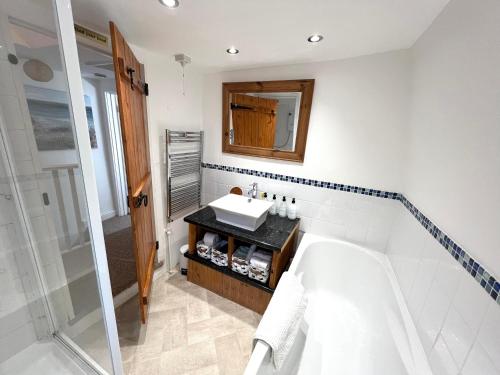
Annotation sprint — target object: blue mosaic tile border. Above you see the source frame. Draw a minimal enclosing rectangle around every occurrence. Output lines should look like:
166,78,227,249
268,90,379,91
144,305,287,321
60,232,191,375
400,195,499,305
202,162,499,305
202,163,400,199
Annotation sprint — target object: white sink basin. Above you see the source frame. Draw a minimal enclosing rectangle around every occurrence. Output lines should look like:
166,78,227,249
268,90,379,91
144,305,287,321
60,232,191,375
208,194,273,231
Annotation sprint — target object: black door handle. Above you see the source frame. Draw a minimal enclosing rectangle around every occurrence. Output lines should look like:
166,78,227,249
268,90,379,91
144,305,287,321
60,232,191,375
127,67,135,90
133,192,148,208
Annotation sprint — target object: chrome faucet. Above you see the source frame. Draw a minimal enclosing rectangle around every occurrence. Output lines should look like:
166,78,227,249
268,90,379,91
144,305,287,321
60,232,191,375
248,182,258,200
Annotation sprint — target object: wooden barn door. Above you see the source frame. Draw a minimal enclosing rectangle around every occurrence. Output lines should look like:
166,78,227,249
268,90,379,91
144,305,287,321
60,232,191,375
110,22,156,323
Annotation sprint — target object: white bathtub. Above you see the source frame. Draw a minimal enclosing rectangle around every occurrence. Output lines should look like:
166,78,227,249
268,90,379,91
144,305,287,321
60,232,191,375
245,233,432,375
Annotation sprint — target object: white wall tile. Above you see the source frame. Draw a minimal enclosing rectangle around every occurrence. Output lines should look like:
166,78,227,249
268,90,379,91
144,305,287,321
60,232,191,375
167,217,189,268
0,321,37,363
204,180,215,196
0,45,7,62
417,280,457,355
295,199,320,219
365,220,392,252
310,218,346,239
0,61,16,96
390,253,421,300
462,341,499,375
441,307,476,367
202,168,398,252
218,170,238,186
451,272,491,333
20,188,44,218
477,301,500,371
406,249,439,322
428,335,459,375
7,130,31,161
215,182,230,198
386,208,428,300
0,95,25,130
431,250,462,297
345,212,369,244
0,305,31,337
298,216,311,233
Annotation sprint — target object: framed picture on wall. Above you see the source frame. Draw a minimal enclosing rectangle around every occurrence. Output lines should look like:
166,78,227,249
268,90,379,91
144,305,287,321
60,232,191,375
25,85,98,151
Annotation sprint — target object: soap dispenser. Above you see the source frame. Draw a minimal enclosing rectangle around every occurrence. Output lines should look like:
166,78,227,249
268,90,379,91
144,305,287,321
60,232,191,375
279,196,287,218
287,198,297,220
269,194,277,215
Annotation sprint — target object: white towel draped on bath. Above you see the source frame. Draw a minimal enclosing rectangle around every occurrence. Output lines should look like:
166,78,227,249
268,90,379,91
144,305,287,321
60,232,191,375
253,272,307,370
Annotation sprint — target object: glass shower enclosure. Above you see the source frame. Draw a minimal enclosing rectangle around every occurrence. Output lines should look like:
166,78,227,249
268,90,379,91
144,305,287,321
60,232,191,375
0,0,122,373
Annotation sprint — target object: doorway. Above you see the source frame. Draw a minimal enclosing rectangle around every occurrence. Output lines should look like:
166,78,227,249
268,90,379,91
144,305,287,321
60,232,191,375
75,42,138,301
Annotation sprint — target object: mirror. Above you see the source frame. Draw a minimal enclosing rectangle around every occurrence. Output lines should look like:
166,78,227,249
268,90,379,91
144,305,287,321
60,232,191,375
230,92,301,151
222,80,314,162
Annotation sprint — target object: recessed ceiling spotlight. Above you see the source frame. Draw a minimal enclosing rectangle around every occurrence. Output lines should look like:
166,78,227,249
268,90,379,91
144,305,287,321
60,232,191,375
226,47,239,55
159,0,179,8
307,34,323,43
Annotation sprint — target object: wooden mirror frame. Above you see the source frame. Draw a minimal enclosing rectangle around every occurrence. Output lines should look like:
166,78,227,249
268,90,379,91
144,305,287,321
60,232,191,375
222,79,314,162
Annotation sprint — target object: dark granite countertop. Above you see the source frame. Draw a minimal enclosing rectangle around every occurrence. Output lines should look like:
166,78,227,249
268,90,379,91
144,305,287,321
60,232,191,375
184,206,300,251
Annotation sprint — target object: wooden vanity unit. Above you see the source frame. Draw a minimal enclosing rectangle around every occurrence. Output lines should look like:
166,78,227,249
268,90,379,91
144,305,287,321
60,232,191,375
183,207,300,314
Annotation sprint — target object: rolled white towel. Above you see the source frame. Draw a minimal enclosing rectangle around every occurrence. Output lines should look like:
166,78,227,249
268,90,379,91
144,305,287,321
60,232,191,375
250,251,272,269
253,272,307,370
252,252,271,262
247,244,257,261
203,232,219,247
250,256,271,270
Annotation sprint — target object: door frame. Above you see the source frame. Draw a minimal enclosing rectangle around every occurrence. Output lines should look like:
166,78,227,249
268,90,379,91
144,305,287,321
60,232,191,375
55,0,123,373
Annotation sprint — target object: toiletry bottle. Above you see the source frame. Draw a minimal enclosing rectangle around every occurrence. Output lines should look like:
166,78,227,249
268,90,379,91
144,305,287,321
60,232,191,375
269,194,277,215
262,192,268,200
279,196,287,217
287,198,297,220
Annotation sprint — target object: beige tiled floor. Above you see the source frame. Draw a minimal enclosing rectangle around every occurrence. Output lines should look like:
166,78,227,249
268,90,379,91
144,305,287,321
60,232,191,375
115,272,261,375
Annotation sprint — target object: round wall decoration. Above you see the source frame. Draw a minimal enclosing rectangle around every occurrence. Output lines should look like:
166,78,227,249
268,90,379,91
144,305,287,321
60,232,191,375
23,59,54,82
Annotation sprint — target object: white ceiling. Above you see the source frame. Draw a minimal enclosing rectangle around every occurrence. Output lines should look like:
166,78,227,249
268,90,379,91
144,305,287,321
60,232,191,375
71,0,450,71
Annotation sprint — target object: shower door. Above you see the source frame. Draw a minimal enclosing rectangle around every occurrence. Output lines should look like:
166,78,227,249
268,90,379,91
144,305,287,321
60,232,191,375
0,0,122,373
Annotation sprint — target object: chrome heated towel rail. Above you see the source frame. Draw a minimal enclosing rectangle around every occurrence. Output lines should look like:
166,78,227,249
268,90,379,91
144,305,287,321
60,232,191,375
166,130,203,222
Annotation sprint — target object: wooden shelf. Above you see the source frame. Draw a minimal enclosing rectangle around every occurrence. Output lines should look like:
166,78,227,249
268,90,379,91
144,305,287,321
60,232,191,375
184,212,299,314
185,252,275,293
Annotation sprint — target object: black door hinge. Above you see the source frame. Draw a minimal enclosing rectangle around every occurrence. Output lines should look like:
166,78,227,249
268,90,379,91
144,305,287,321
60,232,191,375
155,240,159,250
143,82,149,96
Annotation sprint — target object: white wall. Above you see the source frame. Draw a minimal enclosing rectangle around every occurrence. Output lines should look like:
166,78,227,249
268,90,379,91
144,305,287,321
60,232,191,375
203,49,411,193
94,78,122,218
404,0,500,279
387,0,500,373
133,46,204,269
200,50,411,253
82,78,115,219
